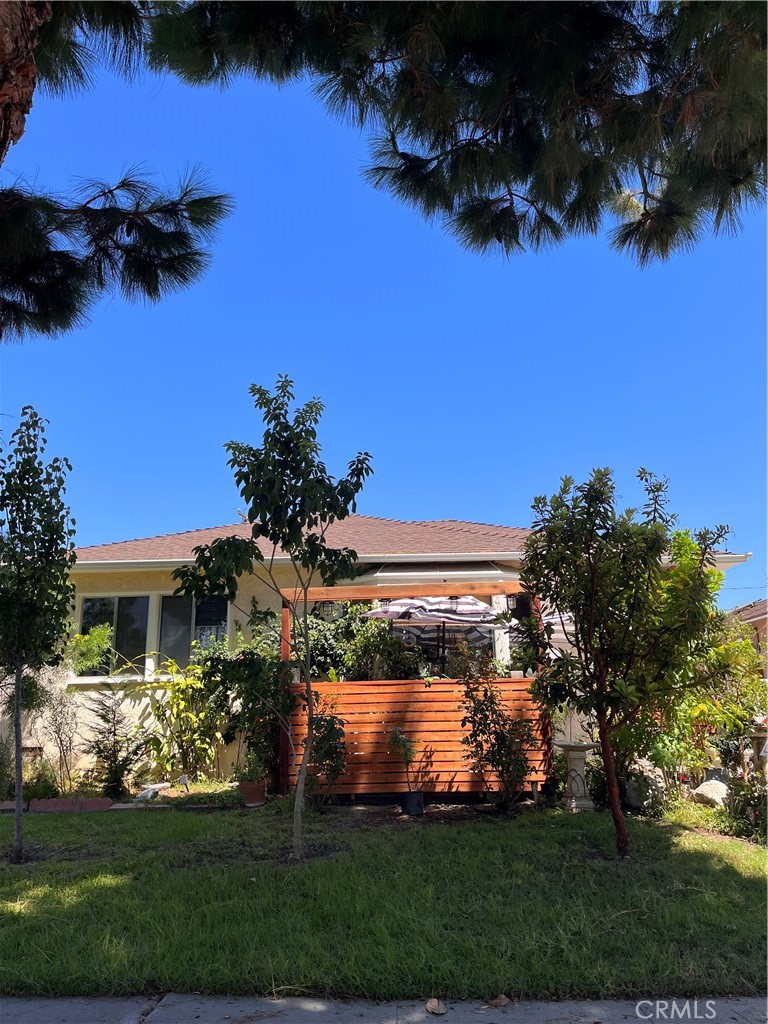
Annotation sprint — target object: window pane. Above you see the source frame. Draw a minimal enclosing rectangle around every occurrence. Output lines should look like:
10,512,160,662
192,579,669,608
80,598,115,675
114,597,149,673
194,595,228,649
81,597,115,633
159,596,193,667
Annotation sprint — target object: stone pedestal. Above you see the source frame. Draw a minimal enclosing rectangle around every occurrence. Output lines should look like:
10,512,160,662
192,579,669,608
556,742,600,812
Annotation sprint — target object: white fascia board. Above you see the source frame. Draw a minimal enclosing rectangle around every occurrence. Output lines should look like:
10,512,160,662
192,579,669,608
660,552,752,570
71,549,751,573
72,551,526,573
361,552,525,563
712,552,752,569
73,559,196,573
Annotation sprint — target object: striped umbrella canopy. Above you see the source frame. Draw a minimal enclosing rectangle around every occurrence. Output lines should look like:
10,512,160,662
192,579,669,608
365,595,503,629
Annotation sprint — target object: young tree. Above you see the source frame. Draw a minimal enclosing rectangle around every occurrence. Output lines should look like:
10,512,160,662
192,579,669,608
518,468,727,857
149,2,766,262
173,377,372,860
0,407,76,861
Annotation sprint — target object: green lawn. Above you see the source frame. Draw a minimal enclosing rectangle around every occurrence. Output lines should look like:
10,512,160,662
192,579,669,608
0,804,765,999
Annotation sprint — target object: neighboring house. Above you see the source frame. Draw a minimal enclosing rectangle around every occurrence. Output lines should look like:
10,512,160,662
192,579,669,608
730,598,767,653
28,515,751,795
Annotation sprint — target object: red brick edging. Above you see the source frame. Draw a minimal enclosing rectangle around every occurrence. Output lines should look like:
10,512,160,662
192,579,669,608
0,797,113,813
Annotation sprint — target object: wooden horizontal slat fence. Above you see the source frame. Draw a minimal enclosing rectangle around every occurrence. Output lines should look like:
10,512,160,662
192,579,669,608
286,678,550,795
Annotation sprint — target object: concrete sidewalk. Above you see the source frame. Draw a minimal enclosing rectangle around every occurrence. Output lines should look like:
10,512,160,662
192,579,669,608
1,995,765,1024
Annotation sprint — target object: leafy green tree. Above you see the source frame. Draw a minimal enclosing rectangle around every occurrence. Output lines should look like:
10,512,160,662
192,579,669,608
173,376,372,859
0,2,230,342
674,612,767,778
148,1,766,262
0,407,76,860
518,468,728,857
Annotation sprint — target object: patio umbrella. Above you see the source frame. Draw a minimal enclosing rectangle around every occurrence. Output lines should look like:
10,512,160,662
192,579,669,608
364,595,503,628
366,595,502,671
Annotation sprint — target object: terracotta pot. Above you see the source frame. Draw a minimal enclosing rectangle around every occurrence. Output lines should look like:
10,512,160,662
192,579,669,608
238,780,266,808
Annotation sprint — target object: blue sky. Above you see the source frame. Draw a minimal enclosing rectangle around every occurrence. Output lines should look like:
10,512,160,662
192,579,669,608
1,68,765,609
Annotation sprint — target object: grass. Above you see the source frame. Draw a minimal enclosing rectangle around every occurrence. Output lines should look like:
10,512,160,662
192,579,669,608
0,803,765,1000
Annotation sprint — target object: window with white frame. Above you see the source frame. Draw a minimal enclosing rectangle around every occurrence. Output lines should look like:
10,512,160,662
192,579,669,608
79,594,228,675
158,595,228,666
81,596,149,674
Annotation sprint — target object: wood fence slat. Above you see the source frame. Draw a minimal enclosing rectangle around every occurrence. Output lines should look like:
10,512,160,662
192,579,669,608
285,676,549,796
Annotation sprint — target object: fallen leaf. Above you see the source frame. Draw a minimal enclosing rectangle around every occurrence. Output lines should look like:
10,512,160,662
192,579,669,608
426,998,448,1015
486,995,510,1008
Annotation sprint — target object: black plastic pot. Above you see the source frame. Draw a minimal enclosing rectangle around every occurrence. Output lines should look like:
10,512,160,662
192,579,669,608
400,791,425,816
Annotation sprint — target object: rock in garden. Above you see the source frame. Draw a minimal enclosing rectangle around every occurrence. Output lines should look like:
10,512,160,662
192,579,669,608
134,789,160,802
691,779,729,807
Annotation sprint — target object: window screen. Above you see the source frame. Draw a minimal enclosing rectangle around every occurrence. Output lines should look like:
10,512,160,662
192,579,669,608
113,596,149,672
194,595,228,648
159,595,193,666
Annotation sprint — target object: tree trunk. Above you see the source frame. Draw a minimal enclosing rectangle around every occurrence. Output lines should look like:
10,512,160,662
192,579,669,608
0,1,52,168
12,664,24,862
596,708,629,857
291,680,314,861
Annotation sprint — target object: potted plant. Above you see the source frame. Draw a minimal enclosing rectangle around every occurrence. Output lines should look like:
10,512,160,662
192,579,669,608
390,726,424,815
234,748,267,808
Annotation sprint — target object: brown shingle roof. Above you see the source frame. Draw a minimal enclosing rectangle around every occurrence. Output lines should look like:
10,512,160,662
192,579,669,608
730,598,767,650
75,515,531,564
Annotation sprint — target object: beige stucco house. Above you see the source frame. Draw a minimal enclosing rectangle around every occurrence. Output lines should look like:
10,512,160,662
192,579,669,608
23,515,751,791
70,515,536,676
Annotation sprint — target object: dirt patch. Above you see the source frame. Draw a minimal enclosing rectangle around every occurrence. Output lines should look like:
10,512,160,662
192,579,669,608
1,843,59,863
273,842,344,865
339,801,506,829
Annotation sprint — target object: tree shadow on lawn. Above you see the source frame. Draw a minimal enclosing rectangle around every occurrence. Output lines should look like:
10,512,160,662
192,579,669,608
0,810,765,999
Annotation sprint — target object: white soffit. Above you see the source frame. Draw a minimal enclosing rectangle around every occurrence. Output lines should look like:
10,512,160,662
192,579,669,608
354,561,519,585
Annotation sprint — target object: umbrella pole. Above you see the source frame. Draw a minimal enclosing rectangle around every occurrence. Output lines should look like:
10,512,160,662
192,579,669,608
441,621,446,672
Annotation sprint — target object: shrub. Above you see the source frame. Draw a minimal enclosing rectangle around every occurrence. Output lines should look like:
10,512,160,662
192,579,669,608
586,756,667,817
35,685,79,793
390,726,418,792
84,691,148,799
457,642,532,809
22,755,59,800
546,748,568,802
342,616,425,680
202,645,294,774
724,775,767,843
584,756,610,809
307,702,347,802
141,657,228,780
233,747,268,783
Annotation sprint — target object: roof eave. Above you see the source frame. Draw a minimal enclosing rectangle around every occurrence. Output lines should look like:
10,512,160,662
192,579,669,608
71,550,527,572
72,549,752,573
